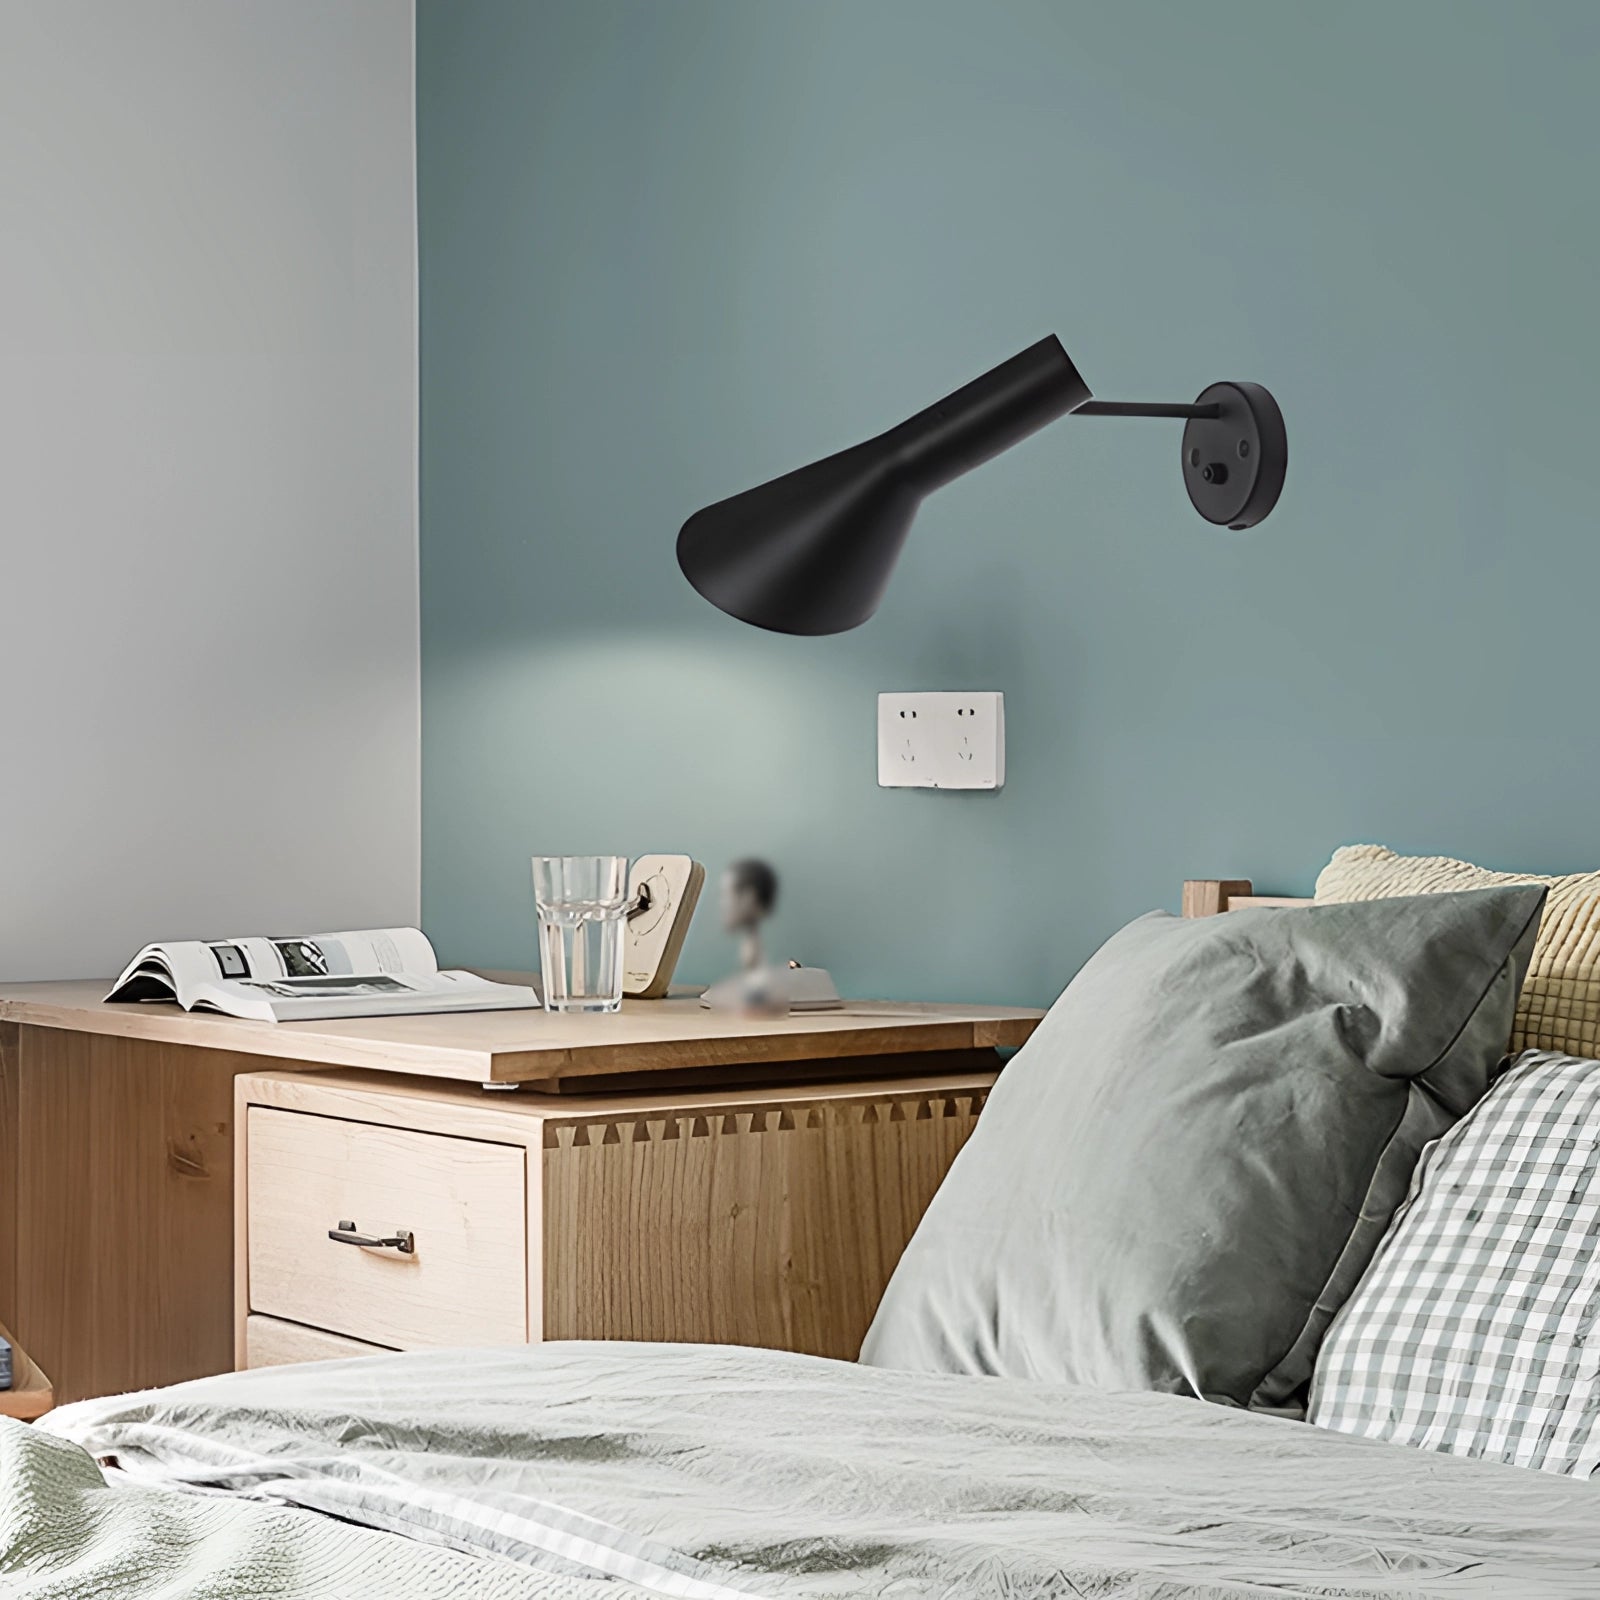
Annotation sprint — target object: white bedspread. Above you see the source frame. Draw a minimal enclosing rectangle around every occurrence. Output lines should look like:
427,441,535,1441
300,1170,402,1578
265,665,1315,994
33,1341,1600,1598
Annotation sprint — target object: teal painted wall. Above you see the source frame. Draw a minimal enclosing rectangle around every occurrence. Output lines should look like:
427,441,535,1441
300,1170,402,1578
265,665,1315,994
418,0,1600,1007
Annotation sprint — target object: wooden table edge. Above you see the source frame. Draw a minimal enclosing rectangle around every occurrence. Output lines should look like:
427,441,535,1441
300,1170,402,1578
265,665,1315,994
0,991,1043,1084
483,1015,1042,1083
236,1061,1004,1120
0,995,509,1079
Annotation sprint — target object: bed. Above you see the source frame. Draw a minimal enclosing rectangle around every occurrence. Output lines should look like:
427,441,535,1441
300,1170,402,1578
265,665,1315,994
7,854,1600,1599
20,1341,1600,1598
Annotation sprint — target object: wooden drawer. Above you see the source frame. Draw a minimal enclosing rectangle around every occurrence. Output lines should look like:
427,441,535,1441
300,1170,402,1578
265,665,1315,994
244,1314,391,1370
237,1068,997,1372
245,1107,529,1349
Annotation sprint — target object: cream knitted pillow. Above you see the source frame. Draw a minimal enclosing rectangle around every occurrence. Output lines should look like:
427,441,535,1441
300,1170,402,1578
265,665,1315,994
1315,844,1600,1058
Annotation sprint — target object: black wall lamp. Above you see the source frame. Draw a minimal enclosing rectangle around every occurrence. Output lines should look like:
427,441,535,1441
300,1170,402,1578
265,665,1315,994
676,335,1286,635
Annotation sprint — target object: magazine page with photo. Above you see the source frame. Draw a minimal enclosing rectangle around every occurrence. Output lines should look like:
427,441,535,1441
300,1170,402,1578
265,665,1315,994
104,927,538,1022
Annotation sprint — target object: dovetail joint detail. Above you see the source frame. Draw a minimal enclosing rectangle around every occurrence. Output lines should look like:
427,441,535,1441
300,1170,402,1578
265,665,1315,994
543,1088,989,1150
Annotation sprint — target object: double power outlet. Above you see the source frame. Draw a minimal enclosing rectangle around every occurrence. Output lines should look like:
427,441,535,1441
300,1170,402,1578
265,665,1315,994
876,692,1005,791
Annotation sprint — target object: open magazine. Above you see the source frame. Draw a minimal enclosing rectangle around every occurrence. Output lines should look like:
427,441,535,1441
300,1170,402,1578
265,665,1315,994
105,927,539,1022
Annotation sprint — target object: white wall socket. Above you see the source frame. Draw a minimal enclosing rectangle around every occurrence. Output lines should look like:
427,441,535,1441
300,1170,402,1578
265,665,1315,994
877,692,1005,790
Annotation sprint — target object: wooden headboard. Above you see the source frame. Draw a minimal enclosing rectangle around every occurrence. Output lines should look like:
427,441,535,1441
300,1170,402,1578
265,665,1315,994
1181,880,1312,917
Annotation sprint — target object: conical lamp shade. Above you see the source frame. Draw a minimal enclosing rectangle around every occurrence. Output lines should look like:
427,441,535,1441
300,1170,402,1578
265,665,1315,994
678,336,1092,635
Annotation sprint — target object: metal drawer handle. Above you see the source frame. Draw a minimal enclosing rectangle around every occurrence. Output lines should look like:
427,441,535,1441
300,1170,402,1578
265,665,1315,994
328,1220,415,1254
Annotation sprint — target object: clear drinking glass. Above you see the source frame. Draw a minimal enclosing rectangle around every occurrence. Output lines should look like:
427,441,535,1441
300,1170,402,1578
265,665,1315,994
532,855,629,1013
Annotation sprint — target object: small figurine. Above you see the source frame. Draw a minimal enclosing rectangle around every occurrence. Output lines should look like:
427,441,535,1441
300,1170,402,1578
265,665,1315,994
721,857,779,973
699,856,842,1015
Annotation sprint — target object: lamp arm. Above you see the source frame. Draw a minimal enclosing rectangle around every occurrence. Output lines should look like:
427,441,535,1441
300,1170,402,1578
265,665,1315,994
1075,382,1286,527
1074,400,1222,420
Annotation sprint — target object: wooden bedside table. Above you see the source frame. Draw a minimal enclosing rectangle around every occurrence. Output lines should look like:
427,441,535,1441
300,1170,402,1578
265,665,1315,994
0,989,1040,1401
236,1065,998,1366
0,1321,54,1422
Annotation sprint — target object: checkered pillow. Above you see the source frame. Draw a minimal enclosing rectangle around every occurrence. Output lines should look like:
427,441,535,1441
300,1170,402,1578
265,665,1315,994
1309,1050,1600,1476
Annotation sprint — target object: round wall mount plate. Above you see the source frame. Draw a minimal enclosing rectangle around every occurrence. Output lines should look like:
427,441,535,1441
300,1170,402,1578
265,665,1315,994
1180,382,1287,528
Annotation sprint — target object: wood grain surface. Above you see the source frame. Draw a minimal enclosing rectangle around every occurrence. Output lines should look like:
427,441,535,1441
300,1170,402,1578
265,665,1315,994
243,1313,391,1369
0,982,1042,1084
1182,880,1311,916
237,1068,996,1366
541,1085,988,1357
0,1025,17,1327
246,1107,529,1349
7,1025,250,1404
0,990,1035,1399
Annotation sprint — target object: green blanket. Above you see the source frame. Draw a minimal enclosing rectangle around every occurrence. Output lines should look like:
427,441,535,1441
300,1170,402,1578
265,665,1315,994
0,1415,621,1599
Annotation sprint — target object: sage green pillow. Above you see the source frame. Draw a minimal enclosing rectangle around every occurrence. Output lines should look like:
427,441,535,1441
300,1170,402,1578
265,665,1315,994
859,887,1546,1414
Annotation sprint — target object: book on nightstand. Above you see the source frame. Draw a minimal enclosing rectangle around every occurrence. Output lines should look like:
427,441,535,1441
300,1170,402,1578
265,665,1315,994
106,927,539,1022
0,1333,12,1391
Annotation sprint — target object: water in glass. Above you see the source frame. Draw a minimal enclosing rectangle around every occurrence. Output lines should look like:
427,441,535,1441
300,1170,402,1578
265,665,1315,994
532,855,628,1013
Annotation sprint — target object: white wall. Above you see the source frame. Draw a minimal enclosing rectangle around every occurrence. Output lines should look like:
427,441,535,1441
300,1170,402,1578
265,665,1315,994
0,0,418,979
